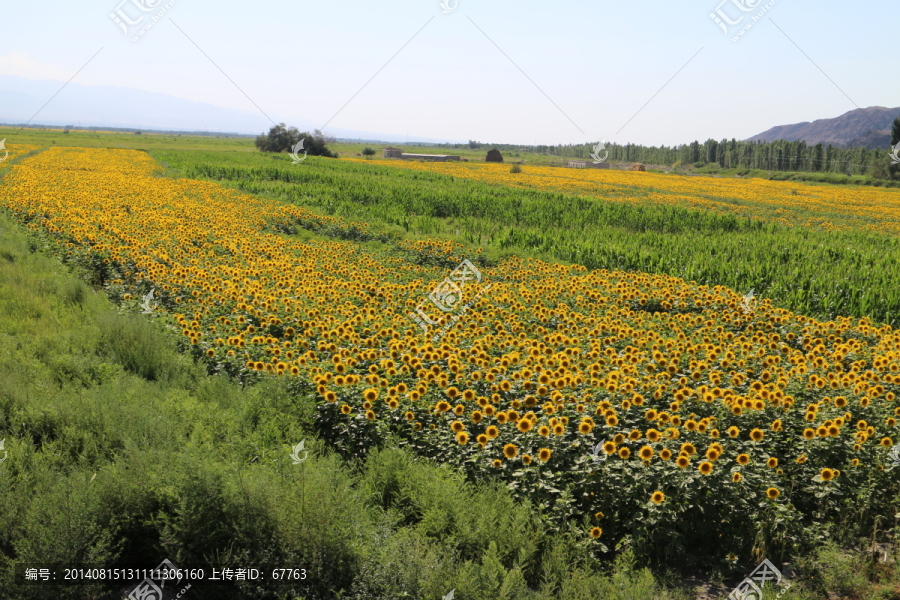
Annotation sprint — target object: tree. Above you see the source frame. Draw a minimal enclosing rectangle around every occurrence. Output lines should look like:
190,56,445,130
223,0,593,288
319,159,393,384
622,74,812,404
362,147,376,159
255,123,337,157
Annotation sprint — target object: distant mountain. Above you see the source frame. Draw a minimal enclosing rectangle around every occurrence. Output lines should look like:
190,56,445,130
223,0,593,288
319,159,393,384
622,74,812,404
0,75,274,134
746,106,900,149
0,75,461,143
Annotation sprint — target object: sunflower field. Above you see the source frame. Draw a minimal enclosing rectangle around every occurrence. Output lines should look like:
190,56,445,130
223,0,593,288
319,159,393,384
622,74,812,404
2,145,900,571
155,149,900,327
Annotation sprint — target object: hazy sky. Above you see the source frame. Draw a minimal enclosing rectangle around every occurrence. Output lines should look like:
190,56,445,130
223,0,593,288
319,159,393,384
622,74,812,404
1,0,897,145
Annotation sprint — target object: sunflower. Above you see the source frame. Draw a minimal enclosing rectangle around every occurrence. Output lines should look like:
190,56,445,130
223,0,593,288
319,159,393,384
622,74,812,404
767,457,778,468
732,472,742,483
736,453,750,466
676,455,690,468
659,448,673,461
538,448,552,462
680,443,697,456
796,454,807,464
365,410,375,421
706,448,721,461
820,468,835,481
650,491,665,504
749,428,764,442
538,425,551,437
435,400,451,412
618,447,631,460
638,446,654,461
521,454,532,465
451,420,465,433
602,441,617,455
518,419,534,433
404,410,414,421
698,461,714,475
589,527,603,539
727,426,740,438
456,432,469,445
503,443,518,459
485,425,499,439
802,428,816,439
340,404,352,415
492,459,502,468
766,487,780,500
881,437,894,448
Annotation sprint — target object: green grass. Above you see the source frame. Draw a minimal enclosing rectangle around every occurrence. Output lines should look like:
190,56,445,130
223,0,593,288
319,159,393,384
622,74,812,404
152,149,900,327
0,126,256,152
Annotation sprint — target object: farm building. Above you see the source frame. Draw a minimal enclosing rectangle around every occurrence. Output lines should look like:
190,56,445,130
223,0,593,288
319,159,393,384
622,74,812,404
400,153,461,162
383,147,403,158
568,160,610,169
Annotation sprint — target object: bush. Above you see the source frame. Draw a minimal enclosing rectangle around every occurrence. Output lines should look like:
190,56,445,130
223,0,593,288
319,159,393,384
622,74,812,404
510,164,522,173
95,312,184,382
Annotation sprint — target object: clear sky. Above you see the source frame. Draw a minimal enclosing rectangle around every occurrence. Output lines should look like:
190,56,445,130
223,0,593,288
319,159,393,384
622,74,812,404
1,0,897,146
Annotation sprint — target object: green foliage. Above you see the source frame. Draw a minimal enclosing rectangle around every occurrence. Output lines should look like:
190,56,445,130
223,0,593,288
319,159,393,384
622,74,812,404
255,123,337,157
510,164,523,173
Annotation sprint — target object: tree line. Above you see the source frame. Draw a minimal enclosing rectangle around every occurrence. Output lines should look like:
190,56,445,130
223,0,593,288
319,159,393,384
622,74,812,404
453,117,900,178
